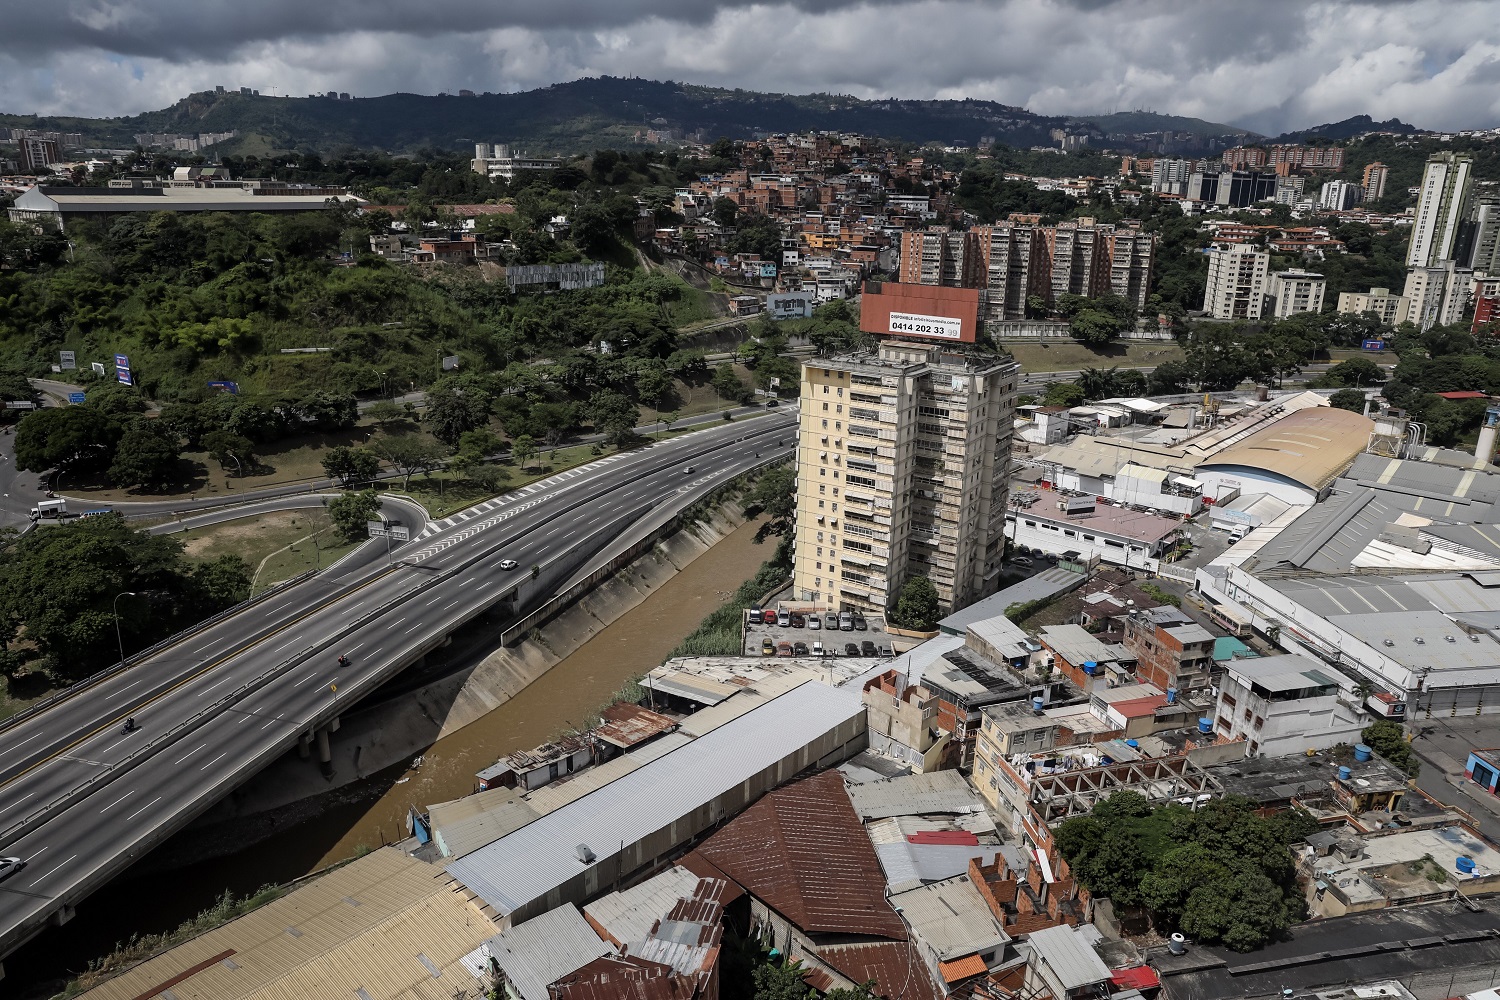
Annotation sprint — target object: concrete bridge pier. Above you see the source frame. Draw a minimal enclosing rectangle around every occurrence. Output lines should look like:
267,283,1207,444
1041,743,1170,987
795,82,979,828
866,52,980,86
298,731,312,759
316,726,334,779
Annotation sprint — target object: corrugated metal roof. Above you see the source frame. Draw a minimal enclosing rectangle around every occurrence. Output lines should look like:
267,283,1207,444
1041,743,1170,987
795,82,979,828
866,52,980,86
428,787,542,859
445,681,861,918
594,703,677,749
77,849,496,1000
846,770,987,821
693,769,906,938
550,955,689,1000
462,905,610,1000
1024,924,1111,990
874,842,1004,894
937,568,1085,634
938,954,989,982
818,941,943,1000
1199,408,1374,491
521,732,693,815
583,867,700,947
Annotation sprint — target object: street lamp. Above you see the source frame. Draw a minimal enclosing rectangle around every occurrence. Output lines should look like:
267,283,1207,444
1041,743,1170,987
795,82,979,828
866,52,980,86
113,591,137,665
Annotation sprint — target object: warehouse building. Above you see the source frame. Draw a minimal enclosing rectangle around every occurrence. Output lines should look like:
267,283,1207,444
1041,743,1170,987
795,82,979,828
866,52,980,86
8,182,364,230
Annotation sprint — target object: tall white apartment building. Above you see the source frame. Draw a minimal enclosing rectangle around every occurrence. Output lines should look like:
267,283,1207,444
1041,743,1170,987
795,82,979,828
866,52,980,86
1267,269,1327,318
1407,152,1474,268
1202,244,1270,320
793,342,1019,615
1336,287,1412,328
1404,262,1474,331
1317,180,1363,212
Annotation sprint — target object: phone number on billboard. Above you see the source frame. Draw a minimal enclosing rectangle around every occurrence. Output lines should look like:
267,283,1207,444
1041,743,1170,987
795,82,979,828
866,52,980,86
888,312,962,339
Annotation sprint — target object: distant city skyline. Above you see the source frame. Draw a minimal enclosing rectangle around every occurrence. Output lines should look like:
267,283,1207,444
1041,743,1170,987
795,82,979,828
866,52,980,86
2,0,1500,134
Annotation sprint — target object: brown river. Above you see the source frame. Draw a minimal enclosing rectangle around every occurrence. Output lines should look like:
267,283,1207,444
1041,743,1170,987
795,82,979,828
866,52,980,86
12,516,770,997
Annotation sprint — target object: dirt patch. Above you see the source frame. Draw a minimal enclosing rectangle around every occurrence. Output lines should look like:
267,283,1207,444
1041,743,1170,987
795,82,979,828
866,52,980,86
1003,340,1185,373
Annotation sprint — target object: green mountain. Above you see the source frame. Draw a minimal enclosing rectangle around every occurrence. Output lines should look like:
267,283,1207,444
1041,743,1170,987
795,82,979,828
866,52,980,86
1066,111,1261,140
1273,114,1420,143
1,77,1081,155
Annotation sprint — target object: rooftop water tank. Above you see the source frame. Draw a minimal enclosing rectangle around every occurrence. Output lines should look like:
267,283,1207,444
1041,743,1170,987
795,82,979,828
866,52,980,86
1083,661,1098,675
1032,697,1045,712
1354,743,1373,762
1125,739,1140,748
1198,717,1212,734
1457,856,1476,874
1168,933,1187,955
1166,687,1177,705
1338,765,1352,781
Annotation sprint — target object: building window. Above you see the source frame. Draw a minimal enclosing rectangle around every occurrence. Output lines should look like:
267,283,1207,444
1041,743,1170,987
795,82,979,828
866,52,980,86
818,500,825,508
823,402,829,411
822,419,828,429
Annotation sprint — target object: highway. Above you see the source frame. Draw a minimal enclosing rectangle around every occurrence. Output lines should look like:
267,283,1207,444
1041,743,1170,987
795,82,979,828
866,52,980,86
0,412,795,968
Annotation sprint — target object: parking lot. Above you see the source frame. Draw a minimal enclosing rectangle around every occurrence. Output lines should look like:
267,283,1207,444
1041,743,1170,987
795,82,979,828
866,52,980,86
742,608,892,658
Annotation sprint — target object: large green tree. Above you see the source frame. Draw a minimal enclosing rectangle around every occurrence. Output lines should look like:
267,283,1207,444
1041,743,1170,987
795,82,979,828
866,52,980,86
14,407,122,477
108,419,183,489
894,575,941,631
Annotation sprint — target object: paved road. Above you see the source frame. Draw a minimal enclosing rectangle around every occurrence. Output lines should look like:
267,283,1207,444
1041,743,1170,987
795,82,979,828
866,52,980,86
0,412,795,963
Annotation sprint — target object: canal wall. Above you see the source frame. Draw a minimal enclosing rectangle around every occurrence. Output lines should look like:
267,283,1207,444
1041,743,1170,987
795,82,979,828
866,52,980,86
177,501,753,858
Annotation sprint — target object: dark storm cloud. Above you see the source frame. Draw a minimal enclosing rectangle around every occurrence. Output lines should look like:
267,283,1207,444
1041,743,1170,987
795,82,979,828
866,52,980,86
2,0,1499,133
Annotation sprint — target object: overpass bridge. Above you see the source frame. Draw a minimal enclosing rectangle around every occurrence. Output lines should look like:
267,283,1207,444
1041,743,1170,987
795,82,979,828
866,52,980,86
0,413,795,972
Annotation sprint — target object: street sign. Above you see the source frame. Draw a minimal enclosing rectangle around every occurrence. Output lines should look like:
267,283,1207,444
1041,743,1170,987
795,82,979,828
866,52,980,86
114,353,132,386
442,355,461,371
4,401,35,410
59,351,75,370
389,526,410,541
1361,339,1386,351
68,392,86,404
92,362,106,376
367,523,410,541
207,380,239,394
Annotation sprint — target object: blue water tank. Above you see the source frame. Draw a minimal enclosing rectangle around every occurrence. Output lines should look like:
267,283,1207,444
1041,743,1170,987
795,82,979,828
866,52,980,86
1125,739,1140,748
1457,856,1477,874
1338,765,1352,781
1166,687,1177,705
1198,717,1212,734
1354,743,1373,762
1083,661,1098,676
1032,697,1045,711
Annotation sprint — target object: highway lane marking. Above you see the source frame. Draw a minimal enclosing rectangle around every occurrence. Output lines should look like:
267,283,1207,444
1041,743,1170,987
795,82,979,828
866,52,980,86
99,789,135,813
176,743,207,764
201,751,229,770
261,716,282,730
404,622,424,634
347,642,366,654
28,854,76,886
292,672,316,688
126,796,161,821
58,754,108,767
103,679,143,701
5,563,403,789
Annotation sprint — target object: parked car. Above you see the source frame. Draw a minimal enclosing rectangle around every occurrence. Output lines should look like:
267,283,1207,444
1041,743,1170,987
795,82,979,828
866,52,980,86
839,612,854,631
812,640,824,656
776,641,794,657
845,642,860,656
852,613,867,631
861,640,878,656
824,612,840,629
1012,556,1034,568
880,645,894,657
762,638,775,655
777,609,791,627
790,612,805,628
793,641,809,656
762,609,777,624
749,607,763,622
1030,547,1047,558
807,616,821,630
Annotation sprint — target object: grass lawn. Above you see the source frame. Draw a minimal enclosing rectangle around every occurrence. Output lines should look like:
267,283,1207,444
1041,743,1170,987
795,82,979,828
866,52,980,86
0,671,59,724
1326,348,1397,362
1002,341,1185,373
668,281,728,327
177,510,360,592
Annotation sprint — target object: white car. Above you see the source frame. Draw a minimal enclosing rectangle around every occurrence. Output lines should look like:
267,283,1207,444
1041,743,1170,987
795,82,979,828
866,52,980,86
807,617,820,630
0,857,25,882
498,559,519,570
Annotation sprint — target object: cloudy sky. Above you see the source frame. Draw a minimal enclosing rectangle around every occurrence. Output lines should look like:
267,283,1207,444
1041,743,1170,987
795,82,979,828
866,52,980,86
4,0,1500,134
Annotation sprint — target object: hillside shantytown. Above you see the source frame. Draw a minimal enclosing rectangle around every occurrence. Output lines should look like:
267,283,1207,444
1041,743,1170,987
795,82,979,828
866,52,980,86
10,53,1500,1000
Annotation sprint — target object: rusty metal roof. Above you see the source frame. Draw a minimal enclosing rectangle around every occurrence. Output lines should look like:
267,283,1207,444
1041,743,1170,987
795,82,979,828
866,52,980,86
548,955,692,1000
594,703,678,749
819,941,943,1000
692,770,906,939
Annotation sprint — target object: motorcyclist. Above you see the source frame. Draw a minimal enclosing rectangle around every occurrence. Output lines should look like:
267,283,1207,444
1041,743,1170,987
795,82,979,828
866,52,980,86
122,717,135,733
338,654,347,666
